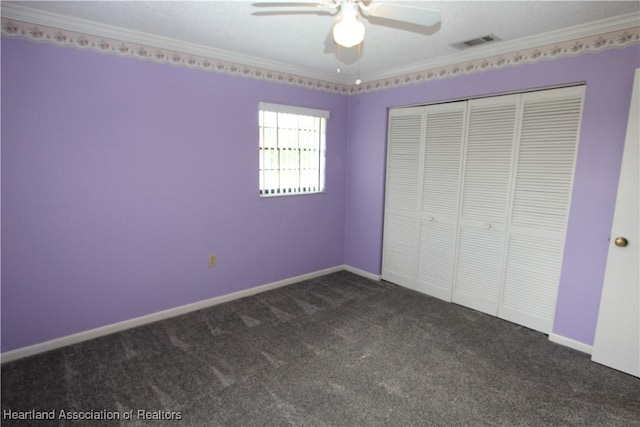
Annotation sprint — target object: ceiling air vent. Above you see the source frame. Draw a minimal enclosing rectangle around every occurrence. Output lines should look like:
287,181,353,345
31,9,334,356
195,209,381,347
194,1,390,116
452,34,500,49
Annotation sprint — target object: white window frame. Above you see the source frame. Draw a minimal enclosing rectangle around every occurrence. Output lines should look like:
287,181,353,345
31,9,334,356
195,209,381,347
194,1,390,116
258,102,329,197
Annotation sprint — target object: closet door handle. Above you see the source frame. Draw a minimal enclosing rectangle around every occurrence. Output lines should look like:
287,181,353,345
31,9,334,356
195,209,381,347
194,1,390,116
484,223,492,230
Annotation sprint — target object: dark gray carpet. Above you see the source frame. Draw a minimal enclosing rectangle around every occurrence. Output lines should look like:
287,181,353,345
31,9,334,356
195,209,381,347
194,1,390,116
2,271,639,426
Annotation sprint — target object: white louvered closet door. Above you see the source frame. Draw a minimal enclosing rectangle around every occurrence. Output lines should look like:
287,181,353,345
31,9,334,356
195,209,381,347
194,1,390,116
415,102,466,301
499,86,584,333
383,86,584,335
381,107,425,288
452,95,519,316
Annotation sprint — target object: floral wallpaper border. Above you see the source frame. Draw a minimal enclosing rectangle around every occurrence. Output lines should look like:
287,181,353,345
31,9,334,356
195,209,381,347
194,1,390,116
1,18,351,94
353,28,640,94
2,17,639,95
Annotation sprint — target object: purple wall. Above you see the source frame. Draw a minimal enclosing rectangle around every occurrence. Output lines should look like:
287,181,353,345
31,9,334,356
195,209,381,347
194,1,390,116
1,39,348,352
3,37,638,354
344,46,640,346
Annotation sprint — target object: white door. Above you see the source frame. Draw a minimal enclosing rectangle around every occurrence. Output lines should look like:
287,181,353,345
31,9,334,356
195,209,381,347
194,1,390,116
499,86,584,334
452,95,519,315
381,107,424,288
416,102,466,301
592,69,640,377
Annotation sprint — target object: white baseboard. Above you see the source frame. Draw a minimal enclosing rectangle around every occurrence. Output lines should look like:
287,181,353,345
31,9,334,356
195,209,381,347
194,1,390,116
1,265,344,363
549,333,593,354
13,265,583,364
343,264,381,281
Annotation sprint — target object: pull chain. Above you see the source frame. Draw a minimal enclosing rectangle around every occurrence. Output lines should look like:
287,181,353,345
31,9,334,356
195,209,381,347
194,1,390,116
355,43,362,85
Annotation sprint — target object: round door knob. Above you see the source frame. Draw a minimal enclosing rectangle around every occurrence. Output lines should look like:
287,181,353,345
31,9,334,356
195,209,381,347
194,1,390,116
614,237,628,247
484,223,492,230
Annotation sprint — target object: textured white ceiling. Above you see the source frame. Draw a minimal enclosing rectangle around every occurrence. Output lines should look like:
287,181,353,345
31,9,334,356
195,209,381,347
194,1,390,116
5,1,640,82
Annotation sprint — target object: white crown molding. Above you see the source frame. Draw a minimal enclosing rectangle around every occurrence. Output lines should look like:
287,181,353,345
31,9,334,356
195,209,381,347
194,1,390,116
2,3,639,94
1,2,347,84
0,2,352,89
353,26,639,94
362,12,640,82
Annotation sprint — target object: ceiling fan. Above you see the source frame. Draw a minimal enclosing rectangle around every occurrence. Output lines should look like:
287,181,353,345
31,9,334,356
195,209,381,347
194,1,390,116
252,0,441,48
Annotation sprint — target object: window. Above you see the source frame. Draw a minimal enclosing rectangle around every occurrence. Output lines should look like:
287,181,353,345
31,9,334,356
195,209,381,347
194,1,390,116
259,102,329,196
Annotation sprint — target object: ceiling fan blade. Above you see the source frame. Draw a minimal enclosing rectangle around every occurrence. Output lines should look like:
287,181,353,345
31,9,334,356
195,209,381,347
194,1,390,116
361,3,441,27
251,1,339,15
252,10,335,16
251,1,335,8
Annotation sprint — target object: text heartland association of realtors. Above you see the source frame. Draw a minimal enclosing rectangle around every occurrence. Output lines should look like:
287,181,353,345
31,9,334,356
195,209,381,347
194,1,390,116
2,409,182,421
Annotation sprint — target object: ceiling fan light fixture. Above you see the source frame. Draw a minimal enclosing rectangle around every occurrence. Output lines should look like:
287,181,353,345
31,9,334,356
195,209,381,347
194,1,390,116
333,15,365,48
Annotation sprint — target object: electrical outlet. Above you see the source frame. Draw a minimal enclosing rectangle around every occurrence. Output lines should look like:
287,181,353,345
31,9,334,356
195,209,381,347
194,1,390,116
208,255,216,268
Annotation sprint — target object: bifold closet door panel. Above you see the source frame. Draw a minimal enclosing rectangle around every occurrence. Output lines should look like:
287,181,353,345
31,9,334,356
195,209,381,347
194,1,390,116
383,214,419,287
382,107,424,288
499,86,584,333
416,102,467,301
452,95,519,315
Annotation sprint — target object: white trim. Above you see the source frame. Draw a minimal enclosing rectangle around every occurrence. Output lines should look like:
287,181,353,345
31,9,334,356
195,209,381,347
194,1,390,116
0,264,596,362
2,3,638,93
343,264,381,281
0,265,343,364
363,12,640,83
259,102,330,119
353,26,639,93
549,333,593,355
0,2,343,84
